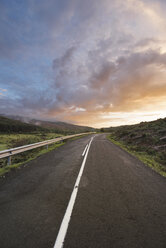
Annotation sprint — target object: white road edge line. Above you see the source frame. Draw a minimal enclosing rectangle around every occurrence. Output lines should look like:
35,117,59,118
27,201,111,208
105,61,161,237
82,144,88,156
53,136,94,248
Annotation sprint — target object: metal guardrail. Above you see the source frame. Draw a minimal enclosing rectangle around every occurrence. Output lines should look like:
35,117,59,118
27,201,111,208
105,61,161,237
0,132,94,165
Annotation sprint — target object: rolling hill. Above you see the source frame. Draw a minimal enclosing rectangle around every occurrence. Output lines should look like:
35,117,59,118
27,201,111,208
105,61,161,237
0,115,95,134
106,117,166,175
0,116,47,133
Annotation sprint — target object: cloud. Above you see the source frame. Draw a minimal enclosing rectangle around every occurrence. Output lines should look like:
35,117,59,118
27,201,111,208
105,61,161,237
53,46,76,69
0,88,7,98
45,46,166,126
0,0,166,127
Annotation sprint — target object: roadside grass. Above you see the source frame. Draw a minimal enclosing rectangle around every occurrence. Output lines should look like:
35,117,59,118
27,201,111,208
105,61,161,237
107,134,166,177
0,132,62,151
0,132,92,177
0,141,64,177
0,144,7,151
68,134,88,141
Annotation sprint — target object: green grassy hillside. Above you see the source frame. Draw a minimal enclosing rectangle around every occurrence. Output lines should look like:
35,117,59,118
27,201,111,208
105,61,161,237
29,119,95,133
0,115,92,176
1,115,95,134
0,116,48,133
106,118,166,176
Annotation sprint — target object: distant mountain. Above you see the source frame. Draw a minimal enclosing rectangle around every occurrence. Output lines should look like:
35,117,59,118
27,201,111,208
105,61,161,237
29,119,95,133
0,114,95,133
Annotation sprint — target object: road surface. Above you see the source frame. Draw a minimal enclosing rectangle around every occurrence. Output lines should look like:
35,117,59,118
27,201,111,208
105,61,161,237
0,134,166,248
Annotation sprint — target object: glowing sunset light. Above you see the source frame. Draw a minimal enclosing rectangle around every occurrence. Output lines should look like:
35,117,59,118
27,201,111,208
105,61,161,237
0,0,166,127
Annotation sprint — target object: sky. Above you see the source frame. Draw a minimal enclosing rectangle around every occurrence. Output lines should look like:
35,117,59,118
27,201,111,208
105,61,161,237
0,0,166,128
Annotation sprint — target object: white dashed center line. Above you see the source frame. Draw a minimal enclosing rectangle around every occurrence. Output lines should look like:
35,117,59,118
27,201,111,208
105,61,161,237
82,144,88,156
53,136,94,248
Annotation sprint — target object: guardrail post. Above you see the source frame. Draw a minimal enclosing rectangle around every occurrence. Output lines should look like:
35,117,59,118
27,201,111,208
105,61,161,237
7,156,11,166
0,132,94,164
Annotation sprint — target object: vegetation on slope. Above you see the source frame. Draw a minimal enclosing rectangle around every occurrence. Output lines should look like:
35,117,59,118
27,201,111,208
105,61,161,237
0,115,92,176
0,116,48,133
106,118,166,177
0,116,65,176
1,115,95,134
29,119,95,133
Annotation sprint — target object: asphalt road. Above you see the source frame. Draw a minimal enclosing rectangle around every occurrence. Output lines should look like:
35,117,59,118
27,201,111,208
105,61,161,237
0,134,166,248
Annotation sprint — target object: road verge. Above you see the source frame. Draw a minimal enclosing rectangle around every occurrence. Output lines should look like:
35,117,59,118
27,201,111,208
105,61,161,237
0,142,64,177
0,133,94,177
107,134,166,177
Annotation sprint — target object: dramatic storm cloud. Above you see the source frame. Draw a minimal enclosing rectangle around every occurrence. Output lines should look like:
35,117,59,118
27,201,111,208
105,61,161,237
0,0,166,127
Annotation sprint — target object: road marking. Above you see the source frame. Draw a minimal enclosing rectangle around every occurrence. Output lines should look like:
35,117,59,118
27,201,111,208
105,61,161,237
82,144,88,156
53,137,94,248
